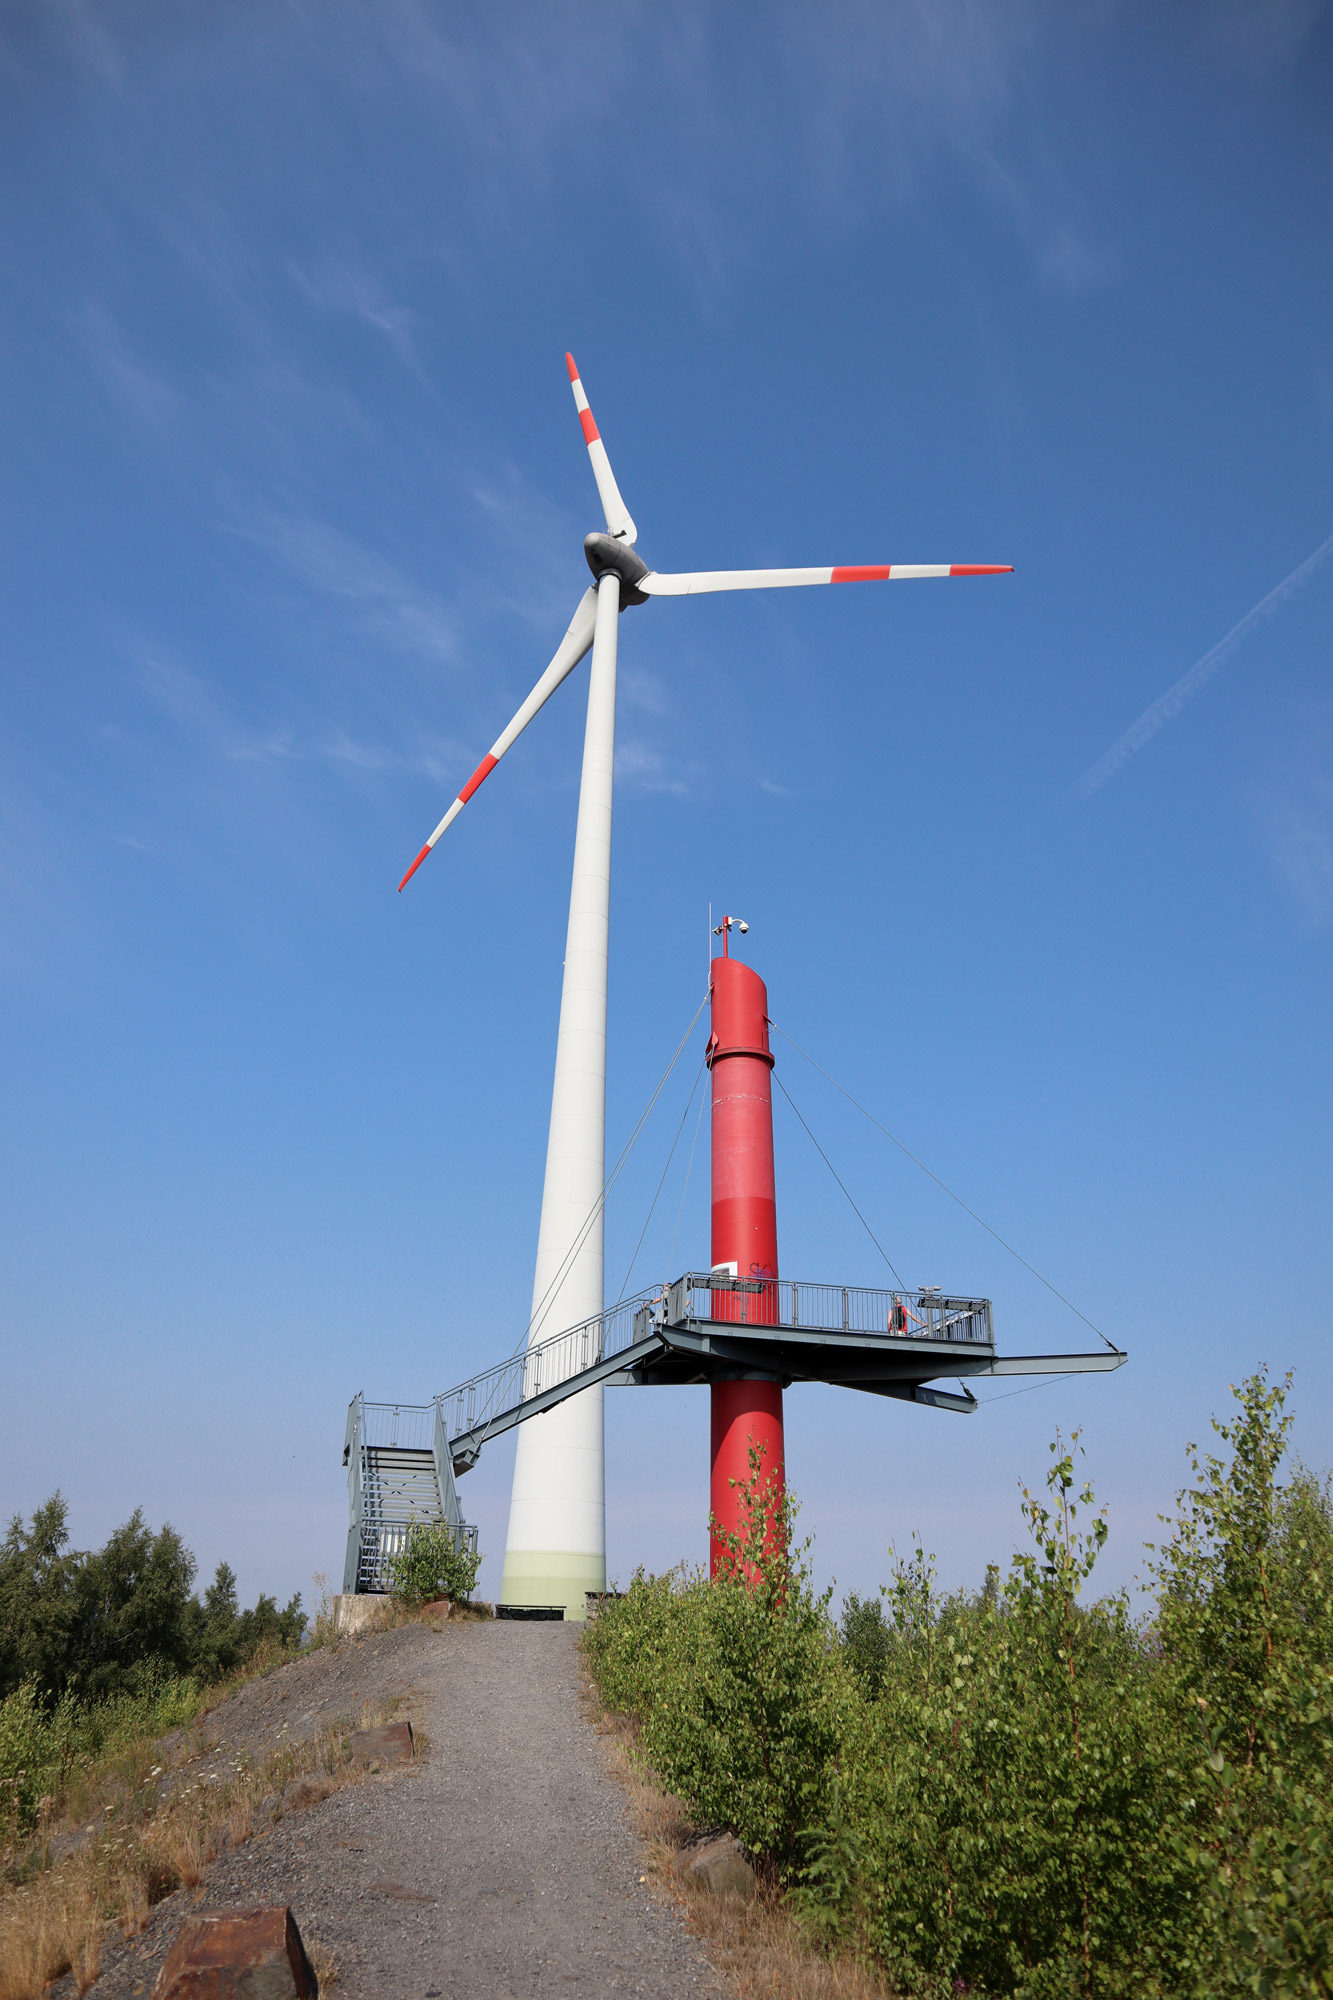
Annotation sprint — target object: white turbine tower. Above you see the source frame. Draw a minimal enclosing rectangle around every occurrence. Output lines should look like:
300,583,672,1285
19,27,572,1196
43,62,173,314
400,354,1011,1618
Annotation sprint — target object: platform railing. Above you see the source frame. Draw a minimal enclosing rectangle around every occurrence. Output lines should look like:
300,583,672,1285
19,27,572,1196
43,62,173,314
350,1397,436,1453
666,1273,993,1346
434,1288,658,1451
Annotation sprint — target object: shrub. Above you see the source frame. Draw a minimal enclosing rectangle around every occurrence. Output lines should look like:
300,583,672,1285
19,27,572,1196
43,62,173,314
585,1378,1333,1999
840,1440,1200,1997
0,1667,201,1842
386,1523,482,1607
585,1451,852,1860
839,1591,889,1696
0,1680,70,1839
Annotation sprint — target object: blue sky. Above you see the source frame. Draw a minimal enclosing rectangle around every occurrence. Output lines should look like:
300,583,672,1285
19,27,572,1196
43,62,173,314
2,1,1331,1615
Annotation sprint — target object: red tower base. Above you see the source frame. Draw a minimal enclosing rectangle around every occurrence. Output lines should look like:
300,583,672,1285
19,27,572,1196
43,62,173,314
710,1379,785,1574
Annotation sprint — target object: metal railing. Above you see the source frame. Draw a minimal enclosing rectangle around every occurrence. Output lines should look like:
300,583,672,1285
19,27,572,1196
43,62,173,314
344,1392,477,1593
356,1519,480,1594
664,1273,993,1346
434,1288,658,1451
349,1398,436,1452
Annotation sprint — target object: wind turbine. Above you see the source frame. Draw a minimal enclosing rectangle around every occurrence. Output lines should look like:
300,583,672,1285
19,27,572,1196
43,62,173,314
400,354,1012,1619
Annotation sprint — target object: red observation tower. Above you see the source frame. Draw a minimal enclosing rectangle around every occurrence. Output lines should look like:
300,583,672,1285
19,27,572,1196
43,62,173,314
707,920,784,1573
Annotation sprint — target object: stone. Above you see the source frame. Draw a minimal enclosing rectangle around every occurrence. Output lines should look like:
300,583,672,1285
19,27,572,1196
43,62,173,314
349,1720,414,1766
153,1905,316,1997
329,1594,396,1637
675,1834,758,1901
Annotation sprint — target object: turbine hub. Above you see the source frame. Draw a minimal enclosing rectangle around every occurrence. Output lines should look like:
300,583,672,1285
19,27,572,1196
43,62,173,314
584,532,649,607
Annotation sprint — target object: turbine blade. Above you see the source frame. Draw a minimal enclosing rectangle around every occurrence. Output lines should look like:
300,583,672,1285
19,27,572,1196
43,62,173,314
398,587,599,891
638,563,1014,596
566,352,637,546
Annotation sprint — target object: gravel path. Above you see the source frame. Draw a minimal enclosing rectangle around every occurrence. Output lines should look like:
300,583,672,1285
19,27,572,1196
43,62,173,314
85,1621,719,1999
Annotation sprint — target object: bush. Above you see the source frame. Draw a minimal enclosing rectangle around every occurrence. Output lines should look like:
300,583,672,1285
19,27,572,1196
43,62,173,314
0,1666,201,1841
840,1443,1199,1997
0,1680,72,1839
1150,1376,1333,1997
386,1523,482,1607
840,1590,890,1696
585,1376,1333,1999
585,1452,852,1860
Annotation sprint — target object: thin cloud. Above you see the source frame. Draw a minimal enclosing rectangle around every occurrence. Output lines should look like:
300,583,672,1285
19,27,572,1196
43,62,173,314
249,515,460,666
131,642,460,782
1253,701,1333,930
74,304,182,433
619,666,671,718
615,741,690,795
287,259,417,359
1261,792,1333,928
1074,528,1333,798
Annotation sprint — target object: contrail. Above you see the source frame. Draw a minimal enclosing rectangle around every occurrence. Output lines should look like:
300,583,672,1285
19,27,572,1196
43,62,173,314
1074,528,1333,798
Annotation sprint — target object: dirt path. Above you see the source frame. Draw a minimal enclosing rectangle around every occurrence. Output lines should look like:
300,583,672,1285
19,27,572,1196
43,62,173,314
85,1620,719,1999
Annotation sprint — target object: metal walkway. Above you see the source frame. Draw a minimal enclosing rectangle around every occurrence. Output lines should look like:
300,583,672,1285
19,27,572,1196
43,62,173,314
436,1269,1122,1470
344,1269,1125,1588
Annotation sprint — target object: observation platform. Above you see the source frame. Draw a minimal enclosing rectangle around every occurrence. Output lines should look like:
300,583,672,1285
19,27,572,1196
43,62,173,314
343,1271,1125,1590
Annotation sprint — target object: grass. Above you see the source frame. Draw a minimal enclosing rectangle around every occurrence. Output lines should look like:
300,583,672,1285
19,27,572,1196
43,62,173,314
0,1694,397,1999
0,1617,411,2000
0,1590,462,1996
584,1671,894,2000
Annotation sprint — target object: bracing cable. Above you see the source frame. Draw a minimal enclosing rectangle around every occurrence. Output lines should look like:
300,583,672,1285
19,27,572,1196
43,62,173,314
615,1055,706,1305
516,988,710,1354
667,1075,708,1283
770,1022,1119,1353
773,1073,907,1290
977,1376,1067,1405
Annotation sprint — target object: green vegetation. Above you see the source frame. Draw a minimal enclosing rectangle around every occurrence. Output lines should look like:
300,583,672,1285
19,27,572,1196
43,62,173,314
0,1495,306,1840
386,1521,482,1607
585,1374,1333,1998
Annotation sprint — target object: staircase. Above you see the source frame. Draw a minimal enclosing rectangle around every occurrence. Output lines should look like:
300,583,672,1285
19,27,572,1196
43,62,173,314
356,1445,440,1591
343,1401,477,1594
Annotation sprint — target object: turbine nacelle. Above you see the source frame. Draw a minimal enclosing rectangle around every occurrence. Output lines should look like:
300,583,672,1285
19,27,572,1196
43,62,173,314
583,531,651,606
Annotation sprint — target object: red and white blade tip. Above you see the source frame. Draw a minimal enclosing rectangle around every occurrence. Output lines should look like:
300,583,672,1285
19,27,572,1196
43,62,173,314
566,352,599,445
398,844,432,893
564,352,636,543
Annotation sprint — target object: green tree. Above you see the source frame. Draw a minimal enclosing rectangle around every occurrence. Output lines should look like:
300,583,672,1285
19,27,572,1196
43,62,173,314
1152,1374,1333,1997
234,1590,306,1657
0,1493,79,1699
64,1509,198,1700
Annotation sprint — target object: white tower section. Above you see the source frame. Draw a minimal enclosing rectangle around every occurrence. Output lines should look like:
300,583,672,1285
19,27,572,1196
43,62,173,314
499,571,620,1619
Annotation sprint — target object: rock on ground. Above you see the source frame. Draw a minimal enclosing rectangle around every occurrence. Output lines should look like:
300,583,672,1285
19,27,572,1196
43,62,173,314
81,1621,720,2000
